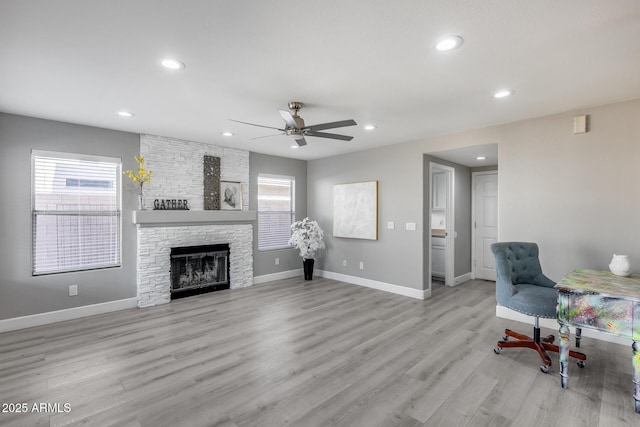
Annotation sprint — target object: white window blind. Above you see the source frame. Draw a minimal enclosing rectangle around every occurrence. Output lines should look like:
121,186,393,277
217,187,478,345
258,174,295,251
32,151,121,275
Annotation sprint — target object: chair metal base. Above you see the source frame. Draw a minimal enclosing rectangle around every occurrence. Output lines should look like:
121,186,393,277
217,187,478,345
494,319,586,373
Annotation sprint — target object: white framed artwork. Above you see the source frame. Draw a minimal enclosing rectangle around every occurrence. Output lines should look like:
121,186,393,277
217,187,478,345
220,181,242,210
333,180,378,240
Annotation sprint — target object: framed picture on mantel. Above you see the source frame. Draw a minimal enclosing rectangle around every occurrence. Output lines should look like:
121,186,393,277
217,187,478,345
220,181,242,210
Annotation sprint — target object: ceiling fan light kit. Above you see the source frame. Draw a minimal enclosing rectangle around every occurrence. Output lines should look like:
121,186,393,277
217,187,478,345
230,101,357,147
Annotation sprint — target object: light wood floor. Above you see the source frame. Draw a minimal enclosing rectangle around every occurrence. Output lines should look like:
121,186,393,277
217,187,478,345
1,277,638,427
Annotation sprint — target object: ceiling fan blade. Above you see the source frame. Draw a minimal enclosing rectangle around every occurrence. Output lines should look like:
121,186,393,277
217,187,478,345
294,136,307,146
229,119,284,131
279,110,298,128
307,131,353,141
306,119,357,132
250,133,285,140
279,109,305,129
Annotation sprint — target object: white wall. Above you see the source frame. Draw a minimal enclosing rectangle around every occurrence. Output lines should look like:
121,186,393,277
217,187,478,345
140,134,249,210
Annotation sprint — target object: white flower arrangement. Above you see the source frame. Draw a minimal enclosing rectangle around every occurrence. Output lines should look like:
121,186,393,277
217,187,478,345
289,217,326,260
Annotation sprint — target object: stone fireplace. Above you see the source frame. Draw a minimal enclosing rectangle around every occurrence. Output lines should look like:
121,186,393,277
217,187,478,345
134,216,254,308
134,134,254,308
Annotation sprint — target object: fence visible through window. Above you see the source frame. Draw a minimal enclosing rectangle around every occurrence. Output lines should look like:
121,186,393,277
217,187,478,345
32,151,121,275
258,174,295,251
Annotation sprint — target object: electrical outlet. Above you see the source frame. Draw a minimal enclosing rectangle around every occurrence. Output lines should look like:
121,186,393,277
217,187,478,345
406,222,417,231
343,260,347,267
69,284,78,296
275,257,280,265
387,221,395,230
359,261,364,270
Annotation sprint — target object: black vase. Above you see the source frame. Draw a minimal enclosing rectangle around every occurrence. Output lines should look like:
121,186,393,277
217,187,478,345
303,258,315,281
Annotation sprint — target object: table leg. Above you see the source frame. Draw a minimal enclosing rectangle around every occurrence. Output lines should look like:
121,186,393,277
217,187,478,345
633,341,640,413
575,327,582,348
559,324,570,388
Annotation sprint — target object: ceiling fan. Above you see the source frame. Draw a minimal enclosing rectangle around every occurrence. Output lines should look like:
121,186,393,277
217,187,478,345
230,101,357,147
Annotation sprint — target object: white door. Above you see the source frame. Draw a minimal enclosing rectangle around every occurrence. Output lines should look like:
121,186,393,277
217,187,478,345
474,172,498,281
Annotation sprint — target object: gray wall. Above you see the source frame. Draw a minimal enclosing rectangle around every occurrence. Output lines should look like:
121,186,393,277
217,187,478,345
2,97,638,317
249,152,307,276
497,99,640,280
308,144,425,290
0,113,139,320
422,155,472,281
309,98,640,293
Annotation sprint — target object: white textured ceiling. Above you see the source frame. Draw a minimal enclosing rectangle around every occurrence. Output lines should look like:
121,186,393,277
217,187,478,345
1,1,639,160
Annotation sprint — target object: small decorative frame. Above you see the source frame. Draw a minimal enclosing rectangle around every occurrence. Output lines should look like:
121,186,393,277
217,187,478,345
220,181,243,210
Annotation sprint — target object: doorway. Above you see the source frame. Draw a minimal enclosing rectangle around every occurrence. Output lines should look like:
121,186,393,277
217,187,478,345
429,162,455,288
472,171,498,280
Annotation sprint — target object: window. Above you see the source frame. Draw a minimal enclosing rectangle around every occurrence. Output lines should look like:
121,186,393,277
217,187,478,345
258,174,295,251
32,150,121,275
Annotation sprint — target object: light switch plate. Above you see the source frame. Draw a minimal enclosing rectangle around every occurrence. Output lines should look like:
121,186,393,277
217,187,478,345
406,222,416,231
387,222,395,229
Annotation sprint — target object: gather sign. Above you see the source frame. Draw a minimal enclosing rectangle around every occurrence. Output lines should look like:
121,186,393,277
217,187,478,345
153,199,189,210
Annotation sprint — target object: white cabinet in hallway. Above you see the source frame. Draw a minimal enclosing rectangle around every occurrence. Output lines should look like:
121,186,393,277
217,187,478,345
432,236,445,278
432,171,446,210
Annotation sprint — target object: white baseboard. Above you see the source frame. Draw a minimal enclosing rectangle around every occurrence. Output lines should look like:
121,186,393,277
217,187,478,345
253,269,303,285
453,272,472,286
317,270,429,300
495,305,631,346
0,298,138,334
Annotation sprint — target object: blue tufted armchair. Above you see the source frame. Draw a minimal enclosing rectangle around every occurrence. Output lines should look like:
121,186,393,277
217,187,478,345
491,242,586,373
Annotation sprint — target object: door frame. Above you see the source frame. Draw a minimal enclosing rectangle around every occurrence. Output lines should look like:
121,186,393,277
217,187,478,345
471,170,499,280
428,162,455,287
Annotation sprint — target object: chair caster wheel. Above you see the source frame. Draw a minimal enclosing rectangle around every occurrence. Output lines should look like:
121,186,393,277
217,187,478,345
577,360,585,368
493,347,501,354
540,365,550,373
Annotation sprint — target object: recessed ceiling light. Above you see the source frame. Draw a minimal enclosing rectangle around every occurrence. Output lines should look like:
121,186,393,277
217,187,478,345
117,111,135,117
436,36,463,51
364,124,377,131
221,131,234,137
494,89,515,98
161,58,185,70
290,145,299,149
476,156,487,160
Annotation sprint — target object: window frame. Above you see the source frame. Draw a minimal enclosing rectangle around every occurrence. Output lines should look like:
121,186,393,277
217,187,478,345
257,173,296,252
31,149,123,276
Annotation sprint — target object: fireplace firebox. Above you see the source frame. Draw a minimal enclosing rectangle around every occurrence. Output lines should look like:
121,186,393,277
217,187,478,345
170,243,230,299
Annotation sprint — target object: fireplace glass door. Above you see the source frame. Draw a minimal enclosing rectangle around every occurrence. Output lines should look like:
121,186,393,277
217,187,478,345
170,244,230,298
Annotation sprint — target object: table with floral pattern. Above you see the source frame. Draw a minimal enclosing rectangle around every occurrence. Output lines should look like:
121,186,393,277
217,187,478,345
555,268,640,413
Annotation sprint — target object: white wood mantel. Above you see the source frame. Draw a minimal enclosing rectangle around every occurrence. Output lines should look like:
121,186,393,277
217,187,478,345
132,210,257,227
